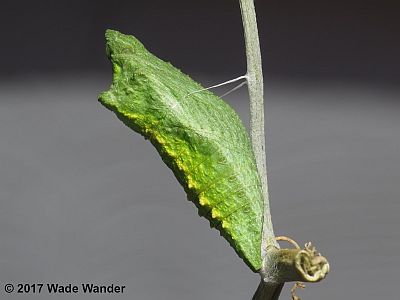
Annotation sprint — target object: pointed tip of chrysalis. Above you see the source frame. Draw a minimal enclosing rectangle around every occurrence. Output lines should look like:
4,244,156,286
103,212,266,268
99,29,149,112
104,29,146,60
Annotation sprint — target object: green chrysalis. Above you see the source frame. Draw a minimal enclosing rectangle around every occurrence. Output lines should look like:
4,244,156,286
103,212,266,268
99,30,264,272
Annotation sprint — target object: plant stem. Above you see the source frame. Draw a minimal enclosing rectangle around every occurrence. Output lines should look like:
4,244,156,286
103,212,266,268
251,245,330,300
239,3,330,299
239,0,277,258
252,281,284,300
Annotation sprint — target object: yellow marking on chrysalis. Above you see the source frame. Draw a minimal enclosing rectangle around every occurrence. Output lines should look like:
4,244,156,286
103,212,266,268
211,209,221,219
176,160,188,171
153,132,167,145
187,178,195,189
112,63,122,76
186,175,200,190
199,196,210,206
221,220,230,229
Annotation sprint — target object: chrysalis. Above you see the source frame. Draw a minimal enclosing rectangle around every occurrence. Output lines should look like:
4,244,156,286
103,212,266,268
99,30,264,272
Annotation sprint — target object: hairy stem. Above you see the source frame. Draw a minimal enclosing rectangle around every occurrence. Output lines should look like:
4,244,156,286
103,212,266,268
239,1,330,299
239,0,277,259
252,281,284,300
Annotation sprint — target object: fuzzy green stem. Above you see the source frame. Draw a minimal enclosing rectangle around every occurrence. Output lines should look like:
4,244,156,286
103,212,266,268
238,1,330,299
239,0,277,258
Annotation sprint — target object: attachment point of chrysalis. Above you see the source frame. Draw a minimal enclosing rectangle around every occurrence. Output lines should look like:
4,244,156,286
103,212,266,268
185,75,248,98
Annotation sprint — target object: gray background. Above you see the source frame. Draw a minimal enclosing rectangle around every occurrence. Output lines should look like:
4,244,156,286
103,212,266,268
1,1,399,300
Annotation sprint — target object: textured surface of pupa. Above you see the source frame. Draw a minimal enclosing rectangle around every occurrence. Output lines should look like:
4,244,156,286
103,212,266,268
99,30,264,271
